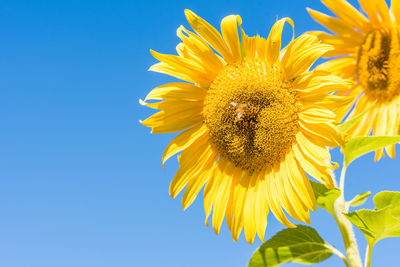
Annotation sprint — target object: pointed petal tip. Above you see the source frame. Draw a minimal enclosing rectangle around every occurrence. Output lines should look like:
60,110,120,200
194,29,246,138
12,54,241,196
310,194,318,211
149,49,160,59
311,206,317,213
232,234,239,242
139,99,146,106
148,64,156,72
184,9,194,19
231,227,242,242
161,157,167,168
213,225,221,235
245,234,255,244
148,49,158,61
306,7,317,14
139,120,155,133
247,239,254,245
182,203,189,211
169,186,178,199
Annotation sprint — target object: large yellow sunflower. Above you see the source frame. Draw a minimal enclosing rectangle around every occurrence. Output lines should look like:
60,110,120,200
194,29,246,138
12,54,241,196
308,0,400,161
141,10,348,243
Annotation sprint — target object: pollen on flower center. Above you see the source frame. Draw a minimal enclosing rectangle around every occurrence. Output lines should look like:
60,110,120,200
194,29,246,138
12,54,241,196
357,29,400,102
203,59,301,172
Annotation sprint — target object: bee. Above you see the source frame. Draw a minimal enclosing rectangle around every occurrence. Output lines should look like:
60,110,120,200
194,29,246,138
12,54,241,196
230,102,249,120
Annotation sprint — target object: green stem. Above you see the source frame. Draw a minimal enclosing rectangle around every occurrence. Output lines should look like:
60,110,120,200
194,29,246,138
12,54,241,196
364,243,372,267
333,163,363,267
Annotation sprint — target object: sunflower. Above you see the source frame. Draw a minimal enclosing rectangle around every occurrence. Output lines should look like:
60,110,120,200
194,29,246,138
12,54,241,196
308,0,400,161
141,10,348,243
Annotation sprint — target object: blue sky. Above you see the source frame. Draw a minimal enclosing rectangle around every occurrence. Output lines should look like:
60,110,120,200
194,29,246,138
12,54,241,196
0,0,399,266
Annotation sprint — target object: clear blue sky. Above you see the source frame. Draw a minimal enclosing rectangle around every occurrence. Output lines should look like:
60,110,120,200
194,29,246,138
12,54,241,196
0,0,399,266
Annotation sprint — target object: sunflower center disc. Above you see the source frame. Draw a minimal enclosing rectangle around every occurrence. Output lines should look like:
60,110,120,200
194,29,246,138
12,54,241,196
203,59,301,172
357,29,400,102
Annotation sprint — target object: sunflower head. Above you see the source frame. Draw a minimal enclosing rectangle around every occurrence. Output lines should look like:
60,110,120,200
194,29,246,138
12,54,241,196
141,10,349,243
308,0,400,161
203,59,301,172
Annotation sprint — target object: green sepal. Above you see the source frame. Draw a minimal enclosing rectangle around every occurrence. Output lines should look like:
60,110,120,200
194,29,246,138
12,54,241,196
337,107,370,133
311,181,341,215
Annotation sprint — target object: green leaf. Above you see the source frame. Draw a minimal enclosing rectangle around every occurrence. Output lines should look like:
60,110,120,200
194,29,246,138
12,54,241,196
337,107,370,133
247,226,333,267
345,209,400,245
345,191,400,246
343,136,400,165
348,192,371,207
374,191,400,218
311,181,341,215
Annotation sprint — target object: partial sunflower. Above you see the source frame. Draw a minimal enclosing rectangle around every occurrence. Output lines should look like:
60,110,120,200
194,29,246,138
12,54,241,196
308,0,400,161
141,10,348,243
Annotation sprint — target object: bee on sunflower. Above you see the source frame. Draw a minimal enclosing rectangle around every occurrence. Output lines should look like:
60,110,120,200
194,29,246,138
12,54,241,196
141,10,350,243
308,0,400,161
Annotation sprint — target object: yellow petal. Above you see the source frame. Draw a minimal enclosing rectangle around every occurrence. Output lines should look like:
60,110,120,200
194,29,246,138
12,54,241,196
282,34,332,79
150,50,213,87
299,108,343,148
145,82,207,101
295,132,335,188
221,15,242,62
212,160,233,234
359,0,391,26
140,100,203,134
203,165,220,227
253,171,269,242
277,159,309,223
243,172,258,244
224,167,242,233
315,57,357,79
184,9,235,64
286,153,317,211
300,107,336,123
313,31,360,47
345,94,375,136
319,0,370,31
176,26,224,75
231,172,251,241
265,168,296,228
266,17,294,64
241,34,257,59
293,143,332,188
307,8,363,39
182,155,217,209
149,62,209,86
162,123,208,166
310,32,359,57
371,104,398,161
294,70,351,99
392,0,400,23
169,138,214,198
